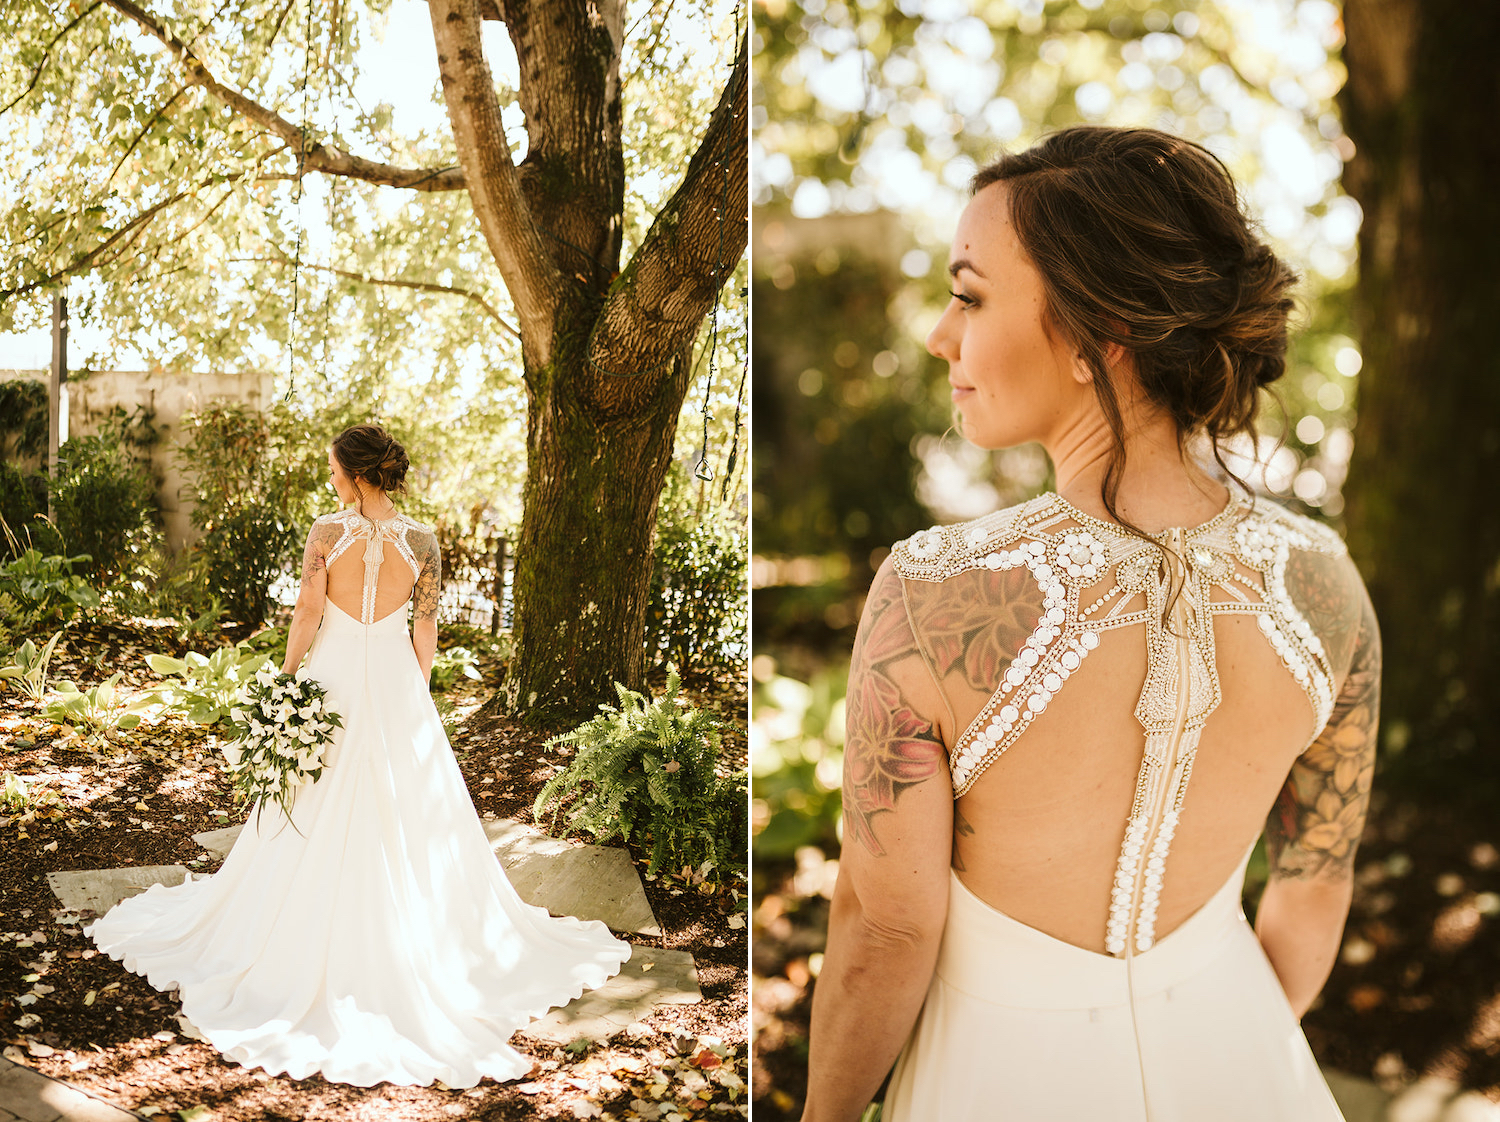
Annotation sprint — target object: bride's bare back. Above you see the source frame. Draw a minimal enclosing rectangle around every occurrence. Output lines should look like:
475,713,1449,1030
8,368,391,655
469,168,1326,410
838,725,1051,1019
845,490,1377,958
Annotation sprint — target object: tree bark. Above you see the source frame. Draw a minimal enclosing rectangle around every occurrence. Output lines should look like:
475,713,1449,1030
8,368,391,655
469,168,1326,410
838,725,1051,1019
1339,0,1500,782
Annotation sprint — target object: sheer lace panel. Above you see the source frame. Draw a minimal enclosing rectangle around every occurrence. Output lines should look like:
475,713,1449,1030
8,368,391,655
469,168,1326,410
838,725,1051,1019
311,510,439,625
890,492,1351,957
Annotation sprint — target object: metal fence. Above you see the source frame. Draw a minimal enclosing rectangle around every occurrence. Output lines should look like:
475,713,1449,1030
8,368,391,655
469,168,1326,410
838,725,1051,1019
436,531,513,634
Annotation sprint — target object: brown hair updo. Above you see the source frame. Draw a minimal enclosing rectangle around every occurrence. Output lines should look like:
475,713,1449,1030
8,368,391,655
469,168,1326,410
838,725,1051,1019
971,126,1297,525
332,424,410,497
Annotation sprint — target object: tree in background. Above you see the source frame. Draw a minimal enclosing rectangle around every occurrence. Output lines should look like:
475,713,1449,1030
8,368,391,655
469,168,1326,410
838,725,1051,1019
1339,0,1500,790
1,0,747,717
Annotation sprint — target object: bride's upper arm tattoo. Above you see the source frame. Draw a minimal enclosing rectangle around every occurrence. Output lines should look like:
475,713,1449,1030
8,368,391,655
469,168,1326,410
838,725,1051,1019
842,561,947,858
301,520,340,587
412,533,442,623
1266,564,1380,882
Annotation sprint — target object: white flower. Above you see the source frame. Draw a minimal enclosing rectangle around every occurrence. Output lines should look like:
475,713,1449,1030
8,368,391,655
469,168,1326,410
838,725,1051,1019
254,664,277,687
298,704,317,720
298,727,315,744
223,743,242,768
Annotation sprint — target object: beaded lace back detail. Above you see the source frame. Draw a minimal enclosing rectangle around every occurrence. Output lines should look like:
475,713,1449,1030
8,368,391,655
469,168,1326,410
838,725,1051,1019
319,509,432,625
891,492,1346,958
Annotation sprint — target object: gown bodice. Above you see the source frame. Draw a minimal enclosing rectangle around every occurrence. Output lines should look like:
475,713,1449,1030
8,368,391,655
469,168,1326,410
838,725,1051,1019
313,509,438,626
888,489,1359,959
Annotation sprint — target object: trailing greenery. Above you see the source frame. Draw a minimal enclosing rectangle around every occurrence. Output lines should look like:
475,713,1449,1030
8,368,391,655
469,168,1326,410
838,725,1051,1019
533,668,745,876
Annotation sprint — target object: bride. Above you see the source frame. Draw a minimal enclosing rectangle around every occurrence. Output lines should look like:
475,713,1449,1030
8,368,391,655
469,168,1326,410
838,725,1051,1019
86,423,630,1087
803,127,1379,1120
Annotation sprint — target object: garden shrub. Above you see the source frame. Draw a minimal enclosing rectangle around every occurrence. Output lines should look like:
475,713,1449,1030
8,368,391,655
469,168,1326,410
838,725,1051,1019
0,462,61,559
0,550,100,633
176,404,324,627
646,469,748,677
50,431,160,582
533,668,745,876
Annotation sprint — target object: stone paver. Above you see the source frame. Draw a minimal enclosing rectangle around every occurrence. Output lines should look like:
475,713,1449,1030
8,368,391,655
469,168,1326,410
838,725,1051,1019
193,817,662,935
45,867,191,915
0,1058,139,1122
517,945,701,1046
480,817,662,936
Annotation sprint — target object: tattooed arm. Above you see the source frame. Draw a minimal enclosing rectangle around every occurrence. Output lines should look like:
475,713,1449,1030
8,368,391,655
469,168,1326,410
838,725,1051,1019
410,529,442,683
1256,552,1380,1016
805,558,953,1122
283,518,340,674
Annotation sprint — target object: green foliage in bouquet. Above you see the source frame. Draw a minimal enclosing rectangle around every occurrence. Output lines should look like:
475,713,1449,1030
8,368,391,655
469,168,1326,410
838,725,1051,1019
142,642,275,725
222,667,343,830
533,668,746,876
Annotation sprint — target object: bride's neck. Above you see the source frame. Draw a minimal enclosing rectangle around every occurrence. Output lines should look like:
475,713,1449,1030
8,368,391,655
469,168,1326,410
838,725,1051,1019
1046,391,1226,532
353,492,397,520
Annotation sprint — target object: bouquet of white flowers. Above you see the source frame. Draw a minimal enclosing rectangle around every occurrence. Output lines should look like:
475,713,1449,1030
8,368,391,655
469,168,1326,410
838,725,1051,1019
224,664,343,828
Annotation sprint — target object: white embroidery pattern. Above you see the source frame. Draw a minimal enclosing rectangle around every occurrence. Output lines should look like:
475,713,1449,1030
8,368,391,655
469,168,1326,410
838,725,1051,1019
891,492,1346,958
317,510,432,625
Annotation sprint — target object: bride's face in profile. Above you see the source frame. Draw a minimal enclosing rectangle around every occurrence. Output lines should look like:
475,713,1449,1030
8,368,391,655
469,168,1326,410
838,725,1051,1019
327,449,359,505
926,182,1092,451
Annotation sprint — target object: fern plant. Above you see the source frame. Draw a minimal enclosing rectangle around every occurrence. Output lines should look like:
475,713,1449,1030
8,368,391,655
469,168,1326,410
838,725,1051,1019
533,668,744,876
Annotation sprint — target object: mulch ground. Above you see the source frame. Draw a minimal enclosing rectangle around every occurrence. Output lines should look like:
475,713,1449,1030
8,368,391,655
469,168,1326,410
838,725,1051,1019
751,789,1500,1118
1,616,748,1122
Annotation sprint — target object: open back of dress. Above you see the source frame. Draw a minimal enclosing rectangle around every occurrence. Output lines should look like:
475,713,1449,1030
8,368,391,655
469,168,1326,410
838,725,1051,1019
882,491,1362,1122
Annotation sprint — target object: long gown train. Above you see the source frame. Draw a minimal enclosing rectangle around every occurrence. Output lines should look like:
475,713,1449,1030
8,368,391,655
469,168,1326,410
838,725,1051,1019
85,599,630,1087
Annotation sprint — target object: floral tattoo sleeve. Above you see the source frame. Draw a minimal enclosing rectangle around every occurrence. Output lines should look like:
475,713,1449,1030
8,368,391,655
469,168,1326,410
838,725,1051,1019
412,531,442,624
1267,562,1381,881
842,562,948,857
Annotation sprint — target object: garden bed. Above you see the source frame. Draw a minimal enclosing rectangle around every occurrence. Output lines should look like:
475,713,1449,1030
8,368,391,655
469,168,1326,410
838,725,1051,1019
2,616,749,1122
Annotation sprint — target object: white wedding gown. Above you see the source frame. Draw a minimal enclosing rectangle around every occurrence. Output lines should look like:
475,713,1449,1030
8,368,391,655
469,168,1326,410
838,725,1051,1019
86,509,630,1087
875,493,1363,1120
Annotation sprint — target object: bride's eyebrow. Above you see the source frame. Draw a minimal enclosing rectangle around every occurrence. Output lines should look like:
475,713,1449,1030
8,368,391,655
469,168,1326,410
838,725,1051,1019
948,259,987,279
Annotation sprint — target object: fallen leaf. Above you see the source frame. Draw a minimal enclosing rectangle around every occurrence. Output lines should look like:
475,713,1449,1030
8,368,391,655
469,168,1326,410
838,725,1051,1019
83,991,96,1006
2,1046,26,1063
641,962,655,972
516,1082,546,1094
138,1110,162,1118
41,841,57,852
27,1041,54,1057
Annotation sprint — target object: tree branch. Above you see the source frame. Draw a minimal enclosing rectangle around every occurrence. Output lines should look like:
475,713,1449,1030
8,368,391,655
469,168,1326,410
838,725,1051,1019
428,0,562,363
230,255,520,341
586,33,747,386
1,2,106,117
101,0,469,192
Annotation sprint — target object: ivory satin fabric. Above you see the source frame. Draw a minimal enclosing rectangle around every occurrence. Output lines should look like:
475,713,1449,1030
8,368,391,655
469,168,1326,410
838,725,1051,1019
86,599,630,1087
883,849,1345,1121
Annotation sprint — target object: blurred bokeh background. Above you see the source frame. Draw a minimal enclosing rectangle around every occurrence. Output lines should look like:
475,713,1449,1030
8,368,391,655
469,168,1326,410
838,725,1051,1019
750,0,1500,1117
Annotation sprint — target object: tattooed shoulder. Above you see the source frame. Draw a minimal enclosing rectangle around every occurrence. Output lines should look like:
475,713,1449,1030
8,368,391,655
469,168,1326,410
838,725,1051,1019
841,559,949,857
411,530,442,623
1266,572,1380,881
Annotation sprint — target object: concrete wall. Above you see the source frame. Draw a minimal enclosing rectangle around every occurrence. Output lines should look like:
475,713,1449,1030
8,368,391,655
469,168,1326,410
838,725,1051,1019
0,368,273,553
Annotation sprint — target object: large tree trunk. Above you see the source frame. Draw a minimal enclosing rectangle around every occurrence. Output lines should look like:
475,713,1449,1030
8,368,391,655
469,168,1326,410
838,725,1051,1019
503,320,694,715
1339,0,1500,784
428,1,747,719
